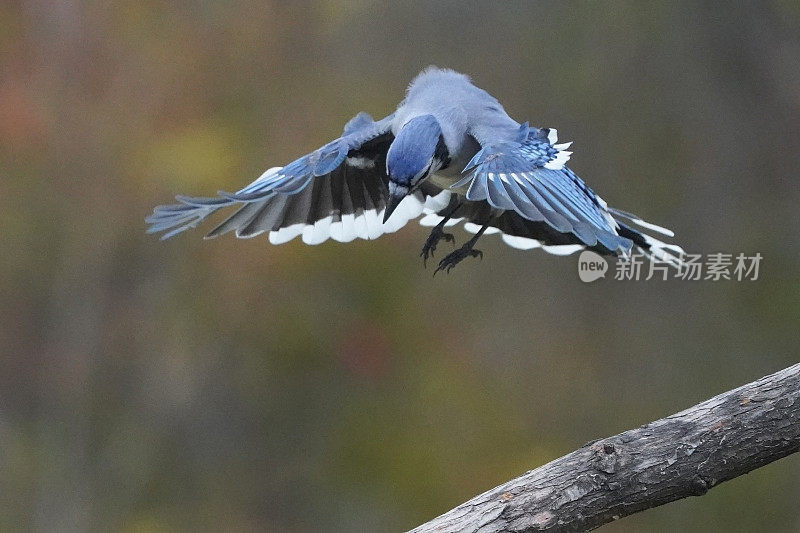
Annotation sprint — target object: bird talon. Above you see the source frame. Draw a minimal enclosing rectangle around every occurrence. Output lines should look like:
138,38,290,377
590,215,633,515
421,227,455,267
434,244,484,274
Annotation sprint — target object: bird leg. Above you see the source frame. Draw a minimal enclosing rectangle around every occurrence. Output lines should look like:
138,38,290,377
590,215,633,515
434,221,490,275
420,201,462,267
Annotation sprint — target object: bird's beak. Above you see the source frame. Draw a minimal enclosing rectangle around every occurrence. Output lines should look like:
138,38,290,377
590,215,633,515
383,182,408,223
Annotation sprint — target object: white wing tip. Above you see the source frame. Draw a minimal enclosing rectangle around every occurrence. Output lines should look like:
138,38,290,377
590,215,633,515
541,244,584,256
544,150,572,170
640,235,685,268
609,208,676,238
632,218,675,237
268,223,305,244
501,235,542,250
463,222,501,235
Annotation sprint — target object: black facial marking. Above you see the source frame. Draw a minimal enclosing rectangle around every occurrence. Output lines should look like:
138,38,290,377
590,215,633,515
433,134,451,169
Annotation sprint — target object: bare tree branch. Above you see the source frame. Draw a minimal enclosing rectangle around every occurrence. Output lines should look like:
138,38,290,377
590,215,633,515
409,363,800,533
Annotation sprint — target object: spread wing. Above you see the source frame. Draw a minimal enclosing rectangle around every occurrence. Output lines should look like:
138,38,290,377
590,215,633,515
146,112,452,244
451,123,633,255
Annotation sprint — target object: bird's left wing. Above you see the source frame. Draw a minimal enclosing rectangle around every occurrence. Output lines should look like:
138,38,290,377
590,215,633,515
146,112,451,243
453,124,632,255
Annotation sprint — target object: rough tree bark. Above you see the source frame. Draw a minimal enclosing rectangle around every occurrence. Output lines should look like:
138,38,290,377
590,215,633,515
409,363,800,533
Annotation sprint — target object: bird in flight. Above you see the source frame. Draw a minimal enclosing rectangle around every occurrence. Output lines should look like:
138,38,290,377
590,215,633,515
147,67,683,274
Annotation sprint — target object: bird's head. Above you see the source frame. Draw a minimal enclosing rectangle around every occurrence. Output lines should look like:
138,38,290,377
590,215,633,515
384,114,449,222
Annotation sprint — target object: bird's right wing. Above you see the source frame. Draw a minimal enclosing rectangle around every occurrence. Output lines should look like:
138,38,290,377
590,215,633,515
146,112,451,244
442,123,682,264
452,123,633,255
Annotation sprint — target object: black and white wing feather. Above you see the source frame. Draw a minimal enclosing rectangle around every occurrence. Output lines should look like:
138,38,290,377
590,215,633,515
146,112,451,244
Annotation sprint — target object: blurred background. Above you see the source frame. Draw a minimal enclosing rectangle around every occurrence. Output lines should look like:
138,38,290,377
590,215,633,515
2,1,799,531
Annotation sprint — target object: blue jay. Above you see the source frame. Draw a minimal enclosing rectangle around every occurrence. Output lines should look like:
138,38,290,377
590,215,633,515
147,67,683,273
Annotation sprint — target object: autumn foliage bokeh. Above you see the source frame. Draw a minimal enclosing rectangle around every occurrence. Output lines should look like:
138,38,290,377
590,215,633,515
1,2,799,531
